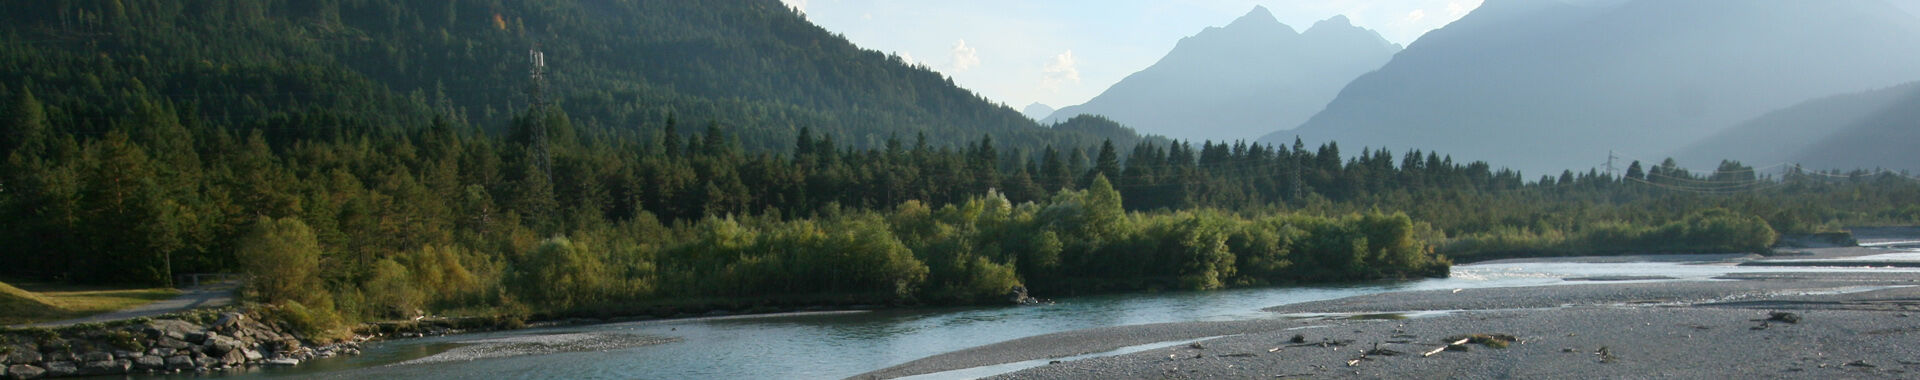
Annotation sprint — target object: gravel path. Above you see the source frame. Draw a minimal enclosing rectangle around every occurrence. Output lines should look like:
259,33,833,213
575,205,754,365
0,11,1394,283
25,282,237,328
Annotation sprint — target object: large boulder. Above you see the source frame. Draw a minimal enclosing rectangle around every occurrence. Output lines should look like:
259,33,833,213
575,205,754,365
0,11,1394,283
239,320,281,341
218,349,246,366
192,355,216,369
164,355,194,371
186,331,211,344
133,356,166,371
38,351,71,363
144,319,202,341
213,313,245,332
40,361,76,377
206,336,243,355
147,347,175,358
80,352,112,363
156,338,190,350
3,346,40,365
6,365,43,380
78,360,128,376
242,349,264,362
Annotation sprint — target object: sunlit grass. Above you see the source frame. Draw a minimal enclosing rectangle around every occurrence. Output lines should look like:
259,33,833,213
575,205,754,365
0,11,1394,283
0,280,179,325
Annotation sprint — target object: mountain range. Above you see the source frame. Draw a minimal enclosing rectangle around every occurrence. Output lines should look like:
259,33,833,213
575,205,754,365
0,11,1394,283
1262,0,1920,175
1043,6,1399,143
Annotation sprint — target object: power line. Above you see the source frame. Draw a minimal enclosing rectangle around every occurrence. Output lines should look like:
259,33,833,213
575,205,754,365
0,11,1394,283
1622,176,1782,194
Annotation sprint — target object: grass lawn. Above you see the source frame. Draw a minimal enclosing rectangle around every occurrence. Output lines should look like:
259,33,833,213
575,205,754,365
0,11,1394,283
1,280,179,325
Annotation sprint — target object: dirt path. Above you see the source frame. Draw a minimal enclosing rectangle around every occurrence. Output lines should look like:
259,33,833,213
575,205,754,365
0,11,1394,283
23,282,237,328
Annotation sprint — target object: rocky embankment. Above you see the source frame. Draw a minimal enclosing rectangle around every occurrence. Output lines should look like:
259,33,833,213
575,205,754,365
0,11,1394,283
2,309,359,379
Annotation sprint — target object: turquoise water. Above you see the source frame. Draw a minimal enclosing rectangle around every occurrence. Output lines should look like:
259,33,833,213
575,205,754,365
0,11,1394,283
183,254,1916,380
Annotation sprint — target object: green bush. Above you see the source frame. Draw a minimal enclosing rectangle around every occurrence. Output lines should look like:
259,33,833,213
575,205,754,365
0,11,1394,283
364,259,424,319
1442,209,1777,259
235,216,327,306
509,237,611,311
273,301,347,342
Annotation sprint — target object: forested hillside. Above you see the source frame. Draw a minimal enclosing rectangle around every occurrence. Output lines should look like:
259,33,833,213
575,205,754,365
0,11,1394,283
0,0,1146,153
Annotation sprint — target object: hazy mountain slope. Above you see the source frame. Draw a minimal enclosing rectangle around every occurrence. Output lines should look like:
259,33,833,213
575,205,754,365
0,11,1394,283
1786,85,1920,171
1265,0,1920,175
1023,103,1055,121
1046,7,1399,143
1676,82,1920,170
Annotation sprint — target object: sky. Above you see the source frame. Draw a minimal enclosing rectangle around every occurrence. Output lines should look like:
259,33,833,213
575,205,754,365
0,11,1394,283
782,0,1484,111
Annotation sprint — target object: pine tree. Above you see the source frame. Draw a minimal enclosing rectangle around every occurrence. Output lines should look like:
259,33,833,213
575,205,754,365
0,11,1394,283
1087,140,1120,188
661,114,681,157
702,122,729,156
2,88,47,160
512,160,558,233
1040,146,1067,192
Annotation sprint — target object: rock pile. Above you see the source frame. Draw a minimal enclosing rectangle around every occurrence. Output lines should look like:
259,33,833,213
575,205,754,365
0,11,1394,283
2,311,360,379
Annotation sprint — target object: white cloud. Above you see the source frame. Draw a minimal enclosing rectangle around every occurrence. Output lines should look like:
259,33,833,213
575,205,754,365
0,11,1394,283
898,51,920,67
950,39,981,72
1041,50,1080,92
862,12,873,20
781,0,807,13
1447,1,1471,18
1403,9,1427,23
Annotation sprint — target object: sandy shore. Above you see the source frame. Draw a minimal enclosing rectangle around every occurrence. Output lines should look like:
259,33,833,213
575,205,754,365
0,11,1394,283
395,332,680,365
857,245,1920,379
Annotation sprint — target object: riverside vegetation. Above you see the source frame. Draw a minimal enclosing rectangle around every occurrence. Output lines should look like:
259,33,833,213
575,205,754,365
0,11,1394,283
3,0,1919,342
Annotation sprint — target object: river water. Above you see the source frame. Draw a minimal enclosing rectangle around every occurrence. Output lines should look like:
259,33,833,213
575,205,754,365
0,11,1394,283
183,253,1919,380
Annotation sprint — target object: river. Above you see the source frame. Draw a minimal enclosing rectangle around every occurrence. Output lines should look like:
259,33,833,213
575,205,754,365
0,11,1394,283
176,252,1920,380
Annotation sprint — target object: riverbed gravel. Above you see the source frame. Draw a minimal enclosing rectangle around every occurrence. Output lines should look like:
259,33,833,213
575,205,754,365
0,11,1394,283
857,246,1920,379
395,332,680,365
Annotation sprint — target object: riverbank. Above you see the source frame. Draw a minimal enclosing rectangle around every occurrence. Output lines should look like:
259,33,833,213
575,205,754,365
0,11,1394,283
858,245,1920,379
0,307,364,379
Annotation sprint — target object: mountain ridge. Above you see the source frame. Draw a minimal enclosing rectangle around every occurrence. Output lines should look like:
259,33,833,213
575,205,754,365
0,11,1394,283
1045,7,1398,143
1678,82,1920,172
1265,0,1920,175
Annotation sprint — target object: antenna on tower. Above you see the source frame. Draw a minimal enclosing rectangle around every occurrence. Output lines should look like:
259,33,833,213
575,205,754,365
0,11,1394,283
528,45,553,183
1605,150,1618,178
